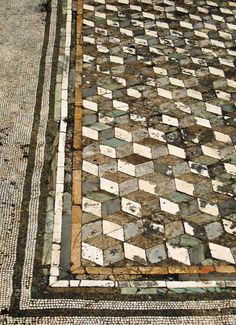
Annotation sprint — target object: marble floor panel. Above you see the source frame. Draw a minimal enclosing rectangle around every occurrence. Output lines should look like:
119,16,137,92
68,0,236,280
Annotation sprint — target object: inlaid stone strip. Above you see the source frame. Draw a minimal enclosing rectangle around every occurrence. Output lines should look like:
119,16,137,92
70,0,84,275
49,0,73,286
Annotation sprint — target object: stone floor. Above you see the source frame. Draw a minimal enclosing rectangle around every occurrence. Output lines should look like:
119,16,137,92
74,0,236,272
1,0,236,324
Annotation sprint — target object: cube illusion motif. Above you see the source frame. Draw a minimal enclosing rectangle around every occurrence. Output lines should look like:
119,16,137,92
80,0,236,268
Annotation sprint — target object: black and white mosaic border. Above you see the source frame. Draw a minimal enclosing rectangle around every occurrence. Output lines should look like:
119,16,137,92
2,315,236,324
2,0,236,322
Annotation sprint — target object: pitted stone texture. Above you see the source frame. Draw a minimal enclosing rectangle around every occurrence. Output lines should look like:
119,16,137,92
125,233,167,265
80,0,236,267
103,212,143,241
121,190,160,218
82,191,120,217
167,235,206,265
82,235,125,266
100,171,138,196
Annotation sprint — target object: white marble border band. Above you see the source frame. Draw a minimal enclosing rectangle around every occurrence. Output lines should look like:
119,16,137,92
49,0,72,287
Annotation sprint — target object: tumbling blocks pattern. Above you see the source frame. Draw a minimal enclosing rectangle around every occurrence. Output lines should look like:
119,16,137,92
80,0,236,267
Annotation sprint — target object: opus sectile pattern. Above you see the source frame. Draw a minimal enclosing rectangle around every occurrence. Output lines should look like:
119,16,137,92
2,0,236,323
78,0,236,270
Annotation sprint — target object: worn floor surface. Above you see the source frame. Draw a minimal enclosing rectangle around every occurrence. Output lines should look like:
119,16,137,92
1,0,236,324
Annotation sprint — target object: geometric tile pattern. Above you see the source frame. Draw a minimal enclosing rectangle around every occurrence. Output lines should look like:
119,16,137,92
1,0,236,322
81,0,236,268
2,0,236,323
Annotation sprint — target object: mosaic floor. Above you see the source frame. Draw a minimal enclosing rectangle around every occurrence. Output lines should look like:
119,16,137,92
1,0,236,323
